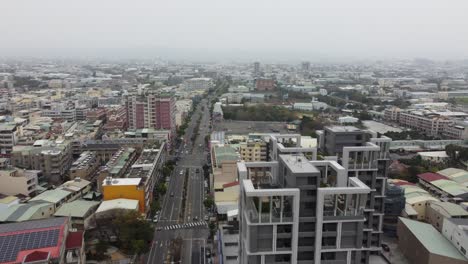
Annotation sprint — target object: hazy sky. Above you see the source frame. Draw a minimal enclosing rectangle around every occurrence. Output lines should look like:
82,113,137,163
2,0,468,61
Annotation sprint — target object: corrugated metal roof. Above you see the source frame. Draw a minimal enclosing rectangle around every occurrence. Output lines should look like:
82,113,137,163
431,179,468,196
54,200,100,218
417,172,448,182
429,201,468,217
30,189,72,204
399,217,467,261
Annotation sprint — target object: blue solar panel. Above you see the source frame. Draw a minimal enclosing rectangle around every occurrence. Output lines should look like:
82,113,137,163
0,229,60,262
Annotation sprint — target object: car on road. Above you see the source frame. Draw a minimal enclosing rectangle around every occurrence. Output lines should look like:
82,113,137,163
196,168,200,173
170,192,174,197
193,216,198,221
204,215,209,221
180,170,184,175
156,227,162,231
382,243,390,252
153,215,159,223
206,249,211,257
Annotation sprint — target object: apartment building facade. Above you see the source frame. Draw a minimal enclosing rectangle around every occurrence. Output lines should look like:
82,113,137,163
318,126,392,262
11,140,72,184
255,78,276,91
384,108,468,139
0,123,20,155
0,168,39,196
70,151,100,180
184,77,213,90
239,140,269,162
238,154,371,264
126,143,166,214
125,94,176,140
238,131,391,264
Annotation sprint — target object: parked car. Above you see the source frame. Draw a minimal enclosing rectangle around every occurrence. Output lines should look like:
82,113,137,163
382,244,390,252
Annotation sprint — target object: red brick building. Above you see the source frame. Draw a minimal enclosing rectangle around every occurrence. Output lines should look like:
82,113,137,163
255,78,276,91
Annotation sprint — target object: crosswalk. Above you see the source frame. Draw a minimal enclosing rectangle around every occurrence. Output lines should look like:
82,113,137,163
163,221,208,230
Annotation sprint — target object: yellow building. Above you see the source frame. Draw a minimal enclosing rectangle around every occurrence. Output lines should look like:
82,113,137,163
102,177,146,213
239,141,268,162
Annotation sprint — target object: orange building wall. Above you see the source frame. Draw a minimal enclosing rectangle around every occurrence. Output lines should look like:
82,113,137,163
102,185,146,213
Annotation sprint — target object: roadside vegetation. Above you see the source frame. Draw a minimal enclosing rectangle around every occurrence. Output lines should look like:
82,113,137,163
389,156,438,183
383,130,437,140
223,104,297,122
111,211,154,256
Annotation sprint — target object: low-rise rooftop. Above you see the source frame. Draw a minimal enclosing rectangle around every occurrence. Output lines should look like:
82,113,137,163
30,189,71,204
95,198,139,213
102,177,142,187
327,126,361,133
54,200,100,218
399,217,467,261
280,154,319,174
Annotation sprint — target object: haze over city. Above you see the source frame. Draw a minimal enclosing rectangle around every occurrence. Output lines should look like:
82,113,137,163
2,0,468,61
2,1,468,264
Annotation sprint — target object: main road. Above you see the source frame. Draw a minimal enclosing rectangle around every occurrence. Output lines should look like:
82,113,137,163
146,96,212,264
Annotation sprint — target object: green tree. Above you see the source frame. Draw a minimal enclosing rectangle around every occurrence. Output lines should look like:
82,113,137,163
112,211,154,256
208,222,217,238
407,166,422,183
156,183,167,195
151,200,161,215
204,195,215,209
93,240,109,260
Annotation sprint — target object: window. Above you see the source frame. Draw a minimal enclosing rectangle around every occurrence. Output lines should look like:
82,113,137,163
461,247,466,255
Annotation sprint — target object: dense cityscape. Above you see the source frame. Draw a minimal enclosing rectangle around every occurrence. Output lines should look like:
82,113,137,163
0,59,467,264
2,1,468,264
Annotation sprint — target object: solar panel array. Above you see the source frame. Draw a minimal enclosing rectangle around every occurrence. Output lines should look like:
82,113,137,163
0,229,60,263
0,217,66,233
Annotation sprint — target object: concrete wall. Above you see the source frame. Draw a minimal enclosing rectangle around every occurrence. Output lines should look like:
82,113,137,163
397,219,431,264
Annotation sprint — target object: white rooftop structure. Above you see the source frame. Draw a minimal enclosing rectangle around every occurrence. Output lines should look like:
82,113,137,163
95,198,139,214
102,177,142,186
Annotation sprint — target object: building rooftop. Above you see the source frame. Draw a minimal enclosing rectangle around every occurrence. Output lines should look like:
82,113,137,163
399,217,467,261
438,168,468,185
0,201,53,222
326,126,361,133
429,201,468,217
102,177,142,187
214,145,239,164
95,198,139,213
58,178,91,193
106,148,136,175
0,195,19,205
70,151,96,170
30,189,71,204
54,200,100,218
0,123,17,131
417,172,449,182
431,179,468,197
280,154,319,174
0,217,68,263
418,151,449,158
65,231,83,250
